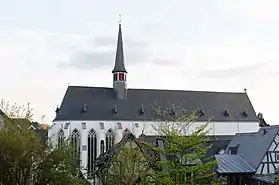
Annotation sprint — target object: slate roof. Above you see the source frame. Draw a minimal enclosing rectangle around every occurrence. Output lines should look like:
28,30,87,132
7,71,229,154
112,23,127,73
225,126,279,170
54,86,258,122
215,154,255,174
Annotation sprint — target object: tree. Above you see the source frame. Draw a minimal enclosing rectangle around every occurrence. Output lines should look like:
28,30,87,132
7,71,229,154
95,103,221,185
149,103,221,185
275,175,279,185
0,100,88,185
96,134,156,185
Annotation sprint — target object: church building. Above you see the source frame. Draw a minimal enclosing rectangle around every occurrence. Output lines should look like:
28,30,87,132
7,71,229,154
48,22,260,179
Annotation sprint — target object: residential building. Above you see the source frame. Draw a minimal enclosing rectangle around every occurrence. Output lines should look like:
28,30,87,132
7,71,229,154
216,125,279,185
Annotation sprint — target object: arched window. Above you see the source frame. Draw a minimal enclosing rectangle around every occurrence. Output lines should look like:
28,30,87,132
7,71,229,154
71,129,81,166
87,129,97,178
57,129,64,149
106,129,115,151
100,140,105,155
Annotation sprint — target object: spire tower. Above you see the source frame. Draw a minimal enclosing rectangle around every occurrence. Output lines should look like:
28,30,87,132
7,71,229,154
112,16,127,100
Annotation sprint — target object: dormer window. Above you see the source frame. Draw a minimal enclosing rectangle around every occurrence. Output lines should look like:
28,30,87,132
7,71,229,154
112,105,118,114
82,104,87,115
139,105,145,116
229,147,237,154
229,145,239,154
224,109,230,117
243,109,248,117
198,108,204,117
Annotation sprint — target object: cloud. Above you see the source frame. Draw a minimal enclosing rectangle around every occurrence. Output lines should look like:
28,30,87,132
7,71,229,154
198,64,263,79
58,35,180,70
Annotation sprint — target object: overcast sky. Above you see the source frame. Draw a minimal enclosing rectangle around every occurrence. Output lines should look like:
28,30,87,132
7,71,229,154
1,0,279,124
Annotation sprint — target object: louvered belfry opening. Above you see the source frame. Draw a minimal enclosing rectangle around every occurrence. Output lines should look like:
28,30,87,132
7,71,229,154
87,129,97,179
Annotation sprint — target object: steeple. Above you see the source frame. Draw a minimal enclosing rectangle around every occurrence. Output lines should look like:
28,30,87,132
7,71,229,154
112,23,127,73
112,20,127,100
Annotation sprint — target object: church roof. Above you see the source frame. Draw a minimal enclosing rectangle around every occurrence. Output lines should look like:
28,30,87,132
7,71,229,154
54,86,259,122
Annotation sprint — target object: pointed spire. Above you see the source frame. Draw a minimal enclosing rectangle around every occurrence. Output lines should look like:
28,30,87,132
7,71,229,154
112,23,127,73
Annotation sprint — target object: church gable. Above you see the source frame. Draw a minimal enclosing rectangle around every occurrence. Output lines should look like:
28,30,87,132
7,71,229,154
95,133,156,184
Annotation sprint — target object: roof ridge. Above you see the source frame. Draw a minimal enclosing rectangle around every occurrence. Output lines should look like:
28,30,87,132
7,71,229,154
68,85,246,94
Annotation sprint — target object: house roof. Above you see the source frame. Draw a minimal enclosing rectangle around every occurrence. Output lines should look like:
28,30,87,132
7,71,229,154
226,126,279,170
54,86,259,122
215,154,255,174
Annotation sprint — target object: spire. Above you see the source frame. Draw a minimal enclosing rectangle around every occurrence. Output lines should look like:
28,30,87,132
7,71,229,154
112,23,127,73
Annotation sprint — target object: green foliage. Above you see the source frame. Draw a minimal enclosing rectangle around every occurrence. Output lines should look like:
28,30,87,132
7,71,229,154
97,104,221,185
150,105,220,185
0,123,43,185
275,175,279,185
36,142,87,185
0,100,88,185
98,140,155,185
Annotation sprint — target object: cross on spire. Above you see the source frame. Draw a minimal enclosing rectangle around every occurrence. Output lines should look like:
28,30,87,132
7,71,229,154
118,12,122,24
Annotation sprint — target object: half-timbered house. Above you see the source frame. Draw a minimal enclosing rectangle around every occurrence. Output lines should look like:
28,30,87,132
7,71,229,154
216,125,279,185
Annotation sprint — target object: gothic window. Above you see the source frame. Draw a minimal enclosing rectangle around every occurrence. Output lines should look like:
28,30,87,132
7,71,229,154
57,129,64,149
87,129,97,179
71,129,81,166
106,129,115,151
100,140,105,155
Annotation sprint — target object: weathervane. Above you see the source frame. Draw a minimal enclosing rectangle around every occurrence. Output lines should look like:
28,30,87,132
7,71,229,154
118,12,122,24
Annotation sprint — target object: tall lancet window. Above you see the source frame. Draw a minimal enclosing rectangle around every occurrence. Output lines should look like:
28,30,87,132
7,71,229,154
57,129,64,149
106,129,115,151
87,129,97,178
70,129,81,166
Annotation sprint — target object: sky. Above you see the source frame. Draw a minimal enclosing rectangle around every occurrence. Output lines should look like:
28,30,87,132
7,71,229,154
1,0,279,124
